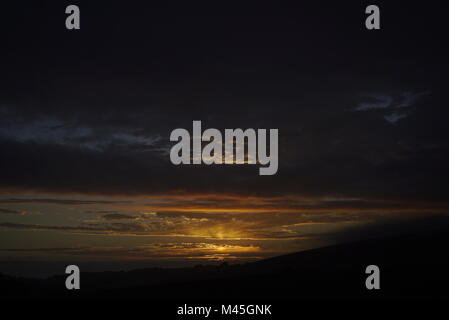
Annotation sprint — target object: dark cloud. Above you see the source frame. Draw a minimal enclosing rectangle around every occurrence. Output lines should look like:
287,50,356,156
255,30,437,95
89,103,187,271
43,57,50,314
0,247,89,252
0,243,265,261
0,222,107,233
84,210,119,214
145,196,449,213
0,208,24,215
0,198,131,205
0,1,448,206
102,213,139,220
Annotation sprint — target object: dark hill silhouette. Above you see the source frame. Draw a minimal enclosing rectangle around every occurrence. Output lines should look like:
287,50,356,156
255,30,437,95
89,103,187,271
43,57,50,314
2,229,449,301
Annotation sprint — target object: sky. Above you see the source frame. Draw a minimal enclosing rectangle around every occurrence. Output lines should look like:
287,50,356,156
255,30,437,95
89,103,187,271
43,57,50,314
1,1,449,274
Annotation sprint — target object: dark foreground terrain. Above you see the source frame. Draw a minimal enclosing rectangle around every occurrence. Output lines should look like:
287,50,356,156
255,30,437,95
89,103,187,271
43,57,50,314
2,229,449,302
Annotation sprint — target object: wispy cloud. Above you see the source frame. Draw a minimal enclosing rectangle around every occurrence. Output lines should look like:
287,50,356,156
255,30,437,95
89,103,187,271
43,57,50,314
0,208,26,215
0,243,264,261
354,94,393,111
384,112,408,124
0,198,132,205
354,91,430,124
102,213,140,220
354,91,429,111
